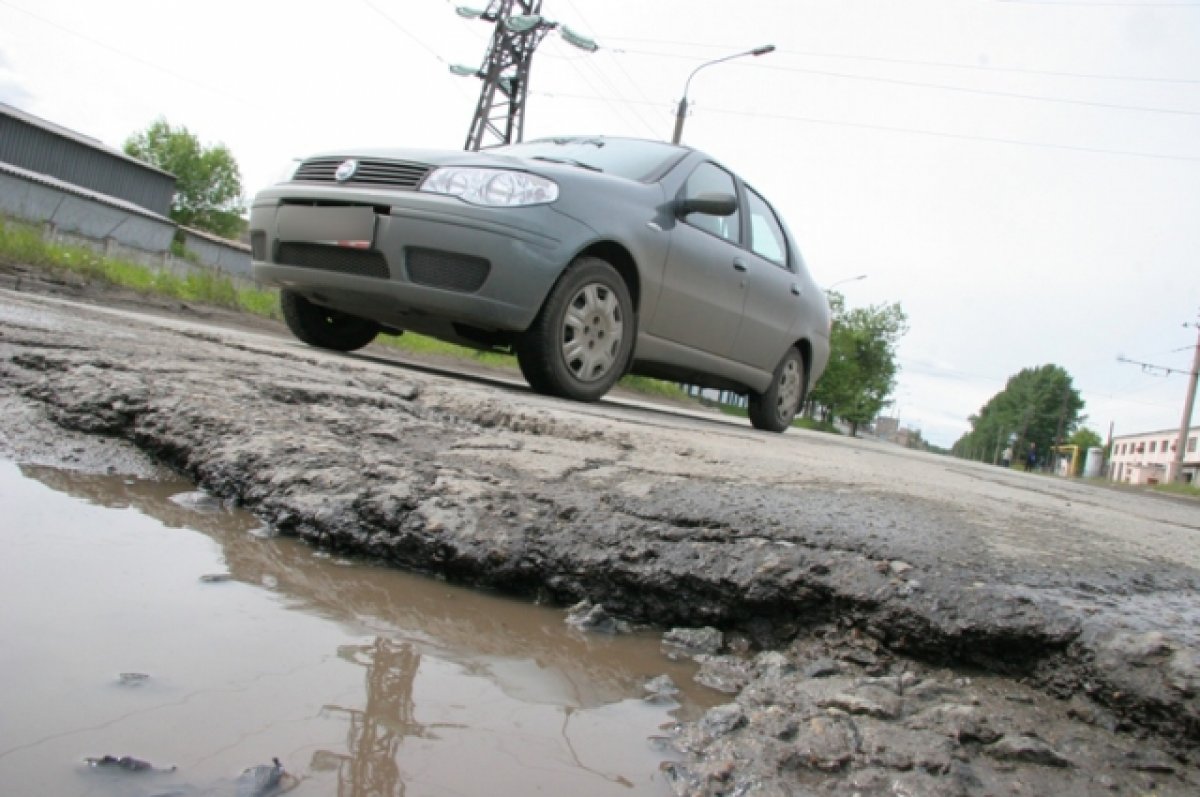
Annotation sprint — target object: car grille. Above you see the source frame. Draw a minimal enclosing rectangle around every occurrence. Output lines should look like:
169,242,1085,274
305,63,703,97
406,248,490,293
293,157,432,188
276,243,391,279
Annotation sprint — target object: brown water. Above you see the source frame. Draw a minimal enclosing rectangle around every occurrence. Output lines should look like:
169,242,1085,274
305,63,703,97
0,460,716,796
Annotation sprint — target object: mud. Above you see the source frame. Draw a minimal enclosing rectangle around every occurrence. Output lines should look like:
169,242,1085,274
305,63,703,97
660,628,1198,795
2,283,1199,794
0,460,712,795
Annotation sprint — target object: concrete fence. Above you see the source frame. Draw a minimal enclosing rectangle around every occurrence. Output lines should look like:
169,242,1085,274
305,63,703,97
0,161,253,285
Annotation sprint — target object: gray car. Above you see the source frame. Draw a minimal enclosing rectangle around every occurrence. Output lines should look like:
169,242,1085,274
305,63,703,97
249,136,830,431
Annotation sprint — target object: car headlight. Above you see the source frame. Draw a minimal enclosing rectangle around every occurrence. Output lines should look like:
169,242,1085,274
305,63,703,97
420,167,558,206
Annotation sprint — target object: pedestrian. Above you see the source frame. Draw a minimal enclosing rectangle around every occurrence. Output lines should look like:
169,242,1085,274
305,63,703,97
1026,443,1037,472
1000,445,1012,468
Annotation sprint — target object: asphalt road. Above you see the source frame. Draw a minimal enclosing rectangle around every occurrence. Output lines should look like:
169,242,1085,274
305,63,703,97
2,285,1198,793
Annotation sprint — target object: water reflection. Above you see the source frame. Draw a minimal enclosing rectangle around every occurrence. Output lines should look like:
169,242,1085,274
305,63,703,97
324,639,427,797
21,465,710,713
11,464,716,796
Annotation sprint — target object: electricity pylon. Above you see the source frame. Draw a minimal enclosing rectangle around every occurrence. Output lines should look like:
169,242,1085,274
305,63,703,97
452,2,596,151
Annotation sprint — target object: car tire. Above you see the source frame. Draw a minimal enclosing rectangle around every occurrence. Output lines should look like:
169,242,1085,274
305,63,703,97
516,257,635,402
280,289,380,352
748,347,807,432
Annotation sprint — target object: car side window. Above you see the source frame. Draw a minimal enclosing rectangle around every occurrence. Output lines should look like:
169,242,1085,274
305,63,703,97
681,162,740,244
745,187,788,268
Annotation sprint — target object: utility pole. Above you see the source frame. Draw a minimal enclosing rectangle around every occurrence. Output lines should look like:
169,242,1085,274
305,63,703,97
1118,312,1200,483
1169,319,1200,483
452,2,597,151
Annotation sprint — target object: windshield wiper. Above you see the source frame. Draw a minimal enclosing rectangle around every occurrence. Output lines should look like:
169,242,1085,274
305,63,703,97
531,156,603,172
548,137,605,147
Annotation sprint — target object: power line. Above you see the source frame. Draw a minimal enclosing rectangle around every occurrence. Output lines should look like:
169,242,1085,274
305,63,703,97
607,47,1200,117
995,1,1200,7
561,0,663,137
573,55,662,137
0,0,249,104
554,47,659,137
601,36,1200,85
532,90,1200,162
899,359,1179,413
537,17,659,138
361,0,451,67
754,62,1200,118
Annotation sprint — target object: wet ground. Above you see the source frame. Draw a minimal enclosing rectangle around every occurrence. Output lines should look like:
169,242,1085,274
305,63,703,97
0,460,714,796
1,281,1199,794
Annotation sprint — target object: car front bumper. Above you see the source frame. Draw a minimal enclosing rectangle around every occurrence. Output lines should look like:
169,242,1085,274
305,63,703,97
249,184,592,332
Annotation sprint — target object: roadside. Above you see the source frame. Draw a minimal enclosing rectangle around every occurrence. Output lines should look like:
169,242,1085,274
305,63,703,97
2,276,1199,794
0,221,710,411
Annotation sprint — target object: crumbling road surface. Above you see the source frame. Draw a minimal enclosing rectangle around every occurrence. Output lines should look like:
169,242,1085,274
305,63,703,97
2,283,1198,795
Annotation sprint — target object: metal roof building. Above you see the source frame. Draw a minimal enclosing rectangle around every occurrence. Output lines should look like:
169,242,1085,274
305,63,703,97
0,102,175,216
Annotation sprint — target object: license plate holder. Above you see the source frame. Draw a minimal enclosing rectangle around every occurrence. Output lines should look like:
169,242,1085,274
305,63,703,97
277,205,376,248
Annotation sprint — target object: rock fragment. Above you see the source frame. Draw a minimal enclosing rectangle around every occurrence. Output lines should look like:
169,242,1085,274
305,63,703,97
783,715,857,772
663,626,724,656
564,600,629,634
84,754,174,772
985,734,1073,768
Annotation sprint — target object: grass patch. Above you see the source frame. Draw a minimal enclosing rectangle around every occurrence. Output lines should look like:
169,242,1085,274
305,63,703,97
1152,481,1200,499
0,218,279,320
617,375,692,401
378,332,515,369
375,336,704,402
792,416,841,434
0,218,845,426
236,288,282,318
711,400,840,432
0,219,56,267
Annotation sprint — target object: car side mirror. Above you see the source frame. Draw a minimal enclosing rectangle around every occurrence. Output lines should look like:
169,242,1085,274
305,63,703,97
676,192,737,218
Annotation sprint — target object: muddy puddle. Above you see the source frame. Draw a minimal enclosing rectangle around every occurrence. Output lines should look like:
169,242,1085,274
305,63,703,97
0,460,718,796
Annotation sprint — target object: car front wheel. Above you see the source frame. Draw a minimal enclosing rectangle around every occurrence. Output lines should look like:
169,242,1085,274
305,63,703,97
280,290,380,352
516,257,635,402
748,347,807,432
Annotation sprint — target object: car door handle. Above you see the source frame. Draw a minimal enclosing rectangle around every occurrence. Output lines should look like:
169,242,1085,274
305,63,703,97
733,259,748,272
791,284,802,296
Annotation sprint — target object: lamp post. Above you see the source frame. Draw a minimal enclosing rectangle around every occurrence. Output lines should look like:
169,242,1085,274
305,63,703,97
825,274,867,292
671,44,775,145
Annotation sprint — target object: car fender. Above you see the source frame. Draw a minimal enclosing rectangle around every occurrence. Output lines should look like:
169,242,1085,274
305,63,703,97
544,182,673,323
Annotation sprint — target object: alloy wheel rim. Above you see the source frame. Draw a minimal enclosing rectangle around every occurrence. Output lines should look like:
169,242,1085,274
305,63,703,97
561,283,623,382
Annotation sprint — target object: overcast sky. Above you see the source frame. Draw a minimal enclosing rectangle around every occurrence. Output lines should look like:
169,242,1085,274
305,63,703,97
2,0,1197,448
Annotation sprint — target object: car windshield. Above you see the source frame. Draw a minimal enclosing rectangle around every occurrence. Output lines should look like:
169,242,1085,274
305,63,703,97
491,137,684,182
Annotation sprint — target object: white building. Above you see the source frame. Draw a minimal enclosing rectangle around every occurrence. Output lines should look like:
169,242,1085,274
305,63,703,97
1108,426,1200,485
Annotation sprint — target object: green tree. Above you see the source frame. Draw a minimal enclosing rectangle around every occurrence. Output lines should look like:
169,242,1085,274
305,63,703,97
1068,427,1102,451
1068,427,1103,475
952,365,1085,465
808,292,908,436
124,119,245,239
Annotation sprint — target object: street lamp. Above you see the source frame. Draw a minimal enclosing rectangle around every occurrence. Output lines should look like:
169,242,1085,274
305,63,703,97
825,274,867,292
671,44,775,145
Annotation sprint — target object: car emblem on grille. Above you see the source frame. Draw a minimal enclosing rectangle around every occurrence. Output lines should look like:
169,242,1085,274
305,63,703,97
334,159,359,182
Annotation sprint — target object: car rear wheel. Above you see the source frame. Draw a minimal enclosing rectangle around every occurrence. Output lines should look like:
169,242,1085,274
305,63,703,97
516,257,634,402
280,290,380,352
748,347,807,432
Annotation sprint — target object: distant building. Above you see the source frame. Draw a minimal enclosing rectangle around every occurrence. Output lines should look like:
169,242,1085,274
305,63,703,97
874,416,916,448
0,103,250,279
1108,426,1199,485
0,101,175,215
